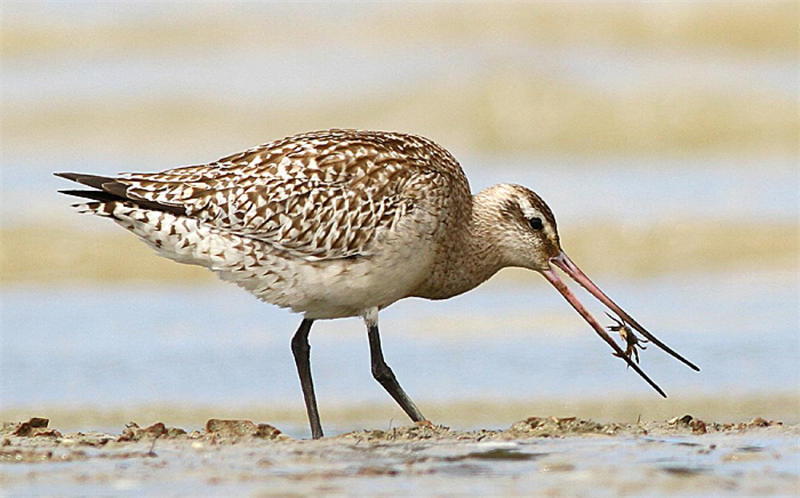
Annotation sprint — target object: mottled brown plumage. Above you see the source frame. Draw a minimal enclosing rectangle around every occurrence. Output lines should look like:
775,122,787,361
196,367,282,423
115,129,466,259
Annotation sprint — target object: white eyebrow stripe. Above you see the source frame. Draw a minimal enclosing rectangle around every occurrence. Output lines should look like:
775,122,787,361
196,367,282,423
521,205,540,219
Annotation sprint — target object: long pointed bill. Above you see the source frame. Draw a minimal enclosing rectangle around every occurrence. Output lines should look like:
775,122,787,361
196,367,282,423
540,265,668,398
551,252,699,372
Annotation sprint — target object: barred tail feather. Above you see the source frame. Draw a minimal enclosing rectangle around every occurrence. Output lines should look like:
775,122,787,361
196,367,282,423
72,200,117,216
55,172,185,216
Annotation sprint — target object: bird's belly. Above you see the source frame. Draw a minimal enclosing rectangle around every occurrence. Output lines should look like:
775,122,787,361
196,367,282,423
260,208,440,318
289,250,431,319
212,235,435,320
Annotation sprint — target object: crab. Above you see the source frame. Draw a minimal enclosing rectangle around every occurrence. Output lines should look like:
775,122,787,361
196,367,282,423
606,312,649,365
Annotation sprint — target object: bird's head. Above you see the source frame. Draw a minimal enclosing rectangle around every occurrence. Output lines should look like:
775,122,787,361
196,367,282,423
476,184,699,396
475,184,561,272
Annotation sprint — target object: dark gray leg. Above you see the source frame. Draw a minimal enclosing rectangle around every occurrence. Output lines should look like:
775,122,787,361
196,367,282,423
367,323,426,422
291,319,323,439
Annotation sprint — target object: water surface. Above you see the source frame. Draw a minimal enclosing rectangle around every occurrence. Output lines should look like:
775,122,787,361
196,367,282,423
2,269,796,410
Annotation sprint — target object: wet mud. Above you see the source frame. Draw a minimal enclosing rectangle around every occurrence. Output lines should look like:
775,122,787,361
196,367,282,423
2,414,798,495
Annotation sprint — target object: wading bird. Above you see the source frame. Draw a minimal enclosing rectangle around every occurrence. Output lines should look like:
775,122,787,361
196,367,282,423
57,129,698,439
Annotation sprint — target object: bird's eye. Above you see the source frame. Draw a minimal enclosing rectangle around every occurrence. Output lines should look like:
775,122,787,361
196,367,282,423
528,217,543,230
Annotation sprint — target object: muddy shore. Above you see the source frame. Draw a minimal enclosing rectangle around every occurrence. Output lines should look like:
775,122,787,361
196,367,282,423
2,415,797,496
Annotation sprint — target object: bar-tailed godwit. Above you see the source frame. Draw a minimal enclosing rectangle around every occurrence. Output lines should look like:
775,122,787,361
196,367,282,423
56,129,698,439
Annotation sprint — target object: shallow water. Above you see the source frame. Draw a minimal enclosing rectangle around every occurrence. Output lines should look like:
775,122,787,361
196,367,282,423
1,268,796,411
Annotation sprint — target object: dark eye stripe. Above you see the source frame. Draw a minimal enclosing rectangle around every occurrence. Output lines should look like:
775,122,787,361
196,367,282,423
529,217,543,230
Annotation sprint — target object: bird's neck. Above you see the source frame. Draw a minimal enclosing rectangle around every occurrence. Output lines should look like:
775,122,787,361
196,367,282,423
411,192,505,300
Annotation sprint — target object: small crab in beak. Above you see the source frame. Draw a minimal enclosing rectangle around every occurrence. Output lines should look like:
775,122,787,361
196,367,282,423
606,312,649,365
540,251,700,398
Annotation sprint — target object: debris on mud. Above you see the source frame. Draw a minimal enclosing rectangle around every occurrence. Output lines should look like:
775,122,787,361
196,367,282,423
509,416,625,437
0,413,789,461
3,418,62,438
118,421,187,441
666,414,783,434
112,418,288,444
341,420,456,443
204,419,287,442
668,414,709,433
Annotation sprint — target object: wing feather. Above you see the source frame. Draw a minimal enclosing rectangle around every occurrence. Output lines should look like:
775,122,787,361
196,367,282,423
108,130,465,261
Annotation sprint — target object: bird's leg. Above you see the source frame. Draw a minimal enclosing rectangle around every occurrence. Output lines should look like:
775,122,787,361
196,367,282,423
291,318,323,439
363,309,426,423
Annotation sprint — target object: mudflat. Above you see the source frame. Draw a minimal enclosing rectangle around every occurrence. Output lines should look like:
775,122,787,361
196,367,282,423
2,415,797,496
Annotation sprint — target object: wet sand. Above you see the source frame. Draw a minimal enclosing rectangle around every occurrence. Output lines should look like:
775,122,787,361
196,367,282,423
2,415,797,496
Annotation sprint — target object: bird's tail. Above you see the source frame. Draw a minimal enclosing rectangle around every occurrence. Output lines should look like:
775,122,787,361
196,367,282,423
54,171,241,271
54,172,185,216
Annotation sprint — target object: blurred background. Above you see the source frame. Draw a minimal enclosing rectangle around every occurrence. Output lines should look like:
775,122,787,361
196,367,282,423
1,1,797,436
